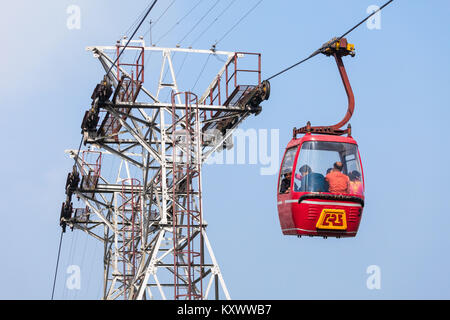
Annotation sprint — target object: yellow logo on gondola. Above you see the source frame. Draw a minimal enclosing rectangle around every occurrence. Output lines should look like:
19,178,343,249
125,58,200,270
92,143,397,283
316,209,347,230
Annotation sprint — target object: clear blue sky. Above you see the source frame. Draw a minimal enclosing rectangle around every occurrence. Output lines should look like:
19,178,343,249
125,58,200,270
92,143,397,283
1,0,450,299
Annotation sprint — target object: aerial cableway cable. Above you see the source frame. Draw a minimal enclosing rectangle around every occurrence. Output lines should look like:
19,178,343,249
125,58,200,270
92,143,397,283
338,0,393,40
51,231,64,300
149,0,177,30
142,0,178,42
147,0,205,77
213,0,263,48
190,0,238,47
106,0,159,78
154,0,205,45
265,0,394,81
177,0,220,45
124,2,157,39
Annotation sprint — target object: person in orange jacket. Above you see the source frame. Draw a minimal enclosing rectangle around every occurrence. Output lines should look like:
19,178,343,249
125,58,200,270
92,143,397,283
325,161,349,193
348,170,364,195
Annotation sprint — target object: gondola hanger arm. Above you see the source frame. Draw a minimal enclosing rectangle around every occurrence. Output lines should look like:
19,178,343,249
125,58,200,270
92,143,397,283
293,38,356,137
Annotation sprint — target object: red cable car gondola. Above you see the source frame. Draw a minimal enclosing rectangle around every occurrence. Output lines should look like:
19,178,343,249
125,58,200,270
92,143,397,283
277,38,365,238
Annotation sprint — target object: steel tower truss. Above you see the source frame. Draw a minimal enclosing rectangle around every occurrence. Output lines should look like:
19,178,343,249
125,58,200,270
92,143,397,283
61,39,269,300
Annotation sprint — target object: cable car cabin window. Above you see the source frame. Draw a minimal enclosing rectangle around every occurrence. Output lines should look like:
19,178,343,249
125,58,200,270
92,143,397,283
293,141,364,196
279,147,297,194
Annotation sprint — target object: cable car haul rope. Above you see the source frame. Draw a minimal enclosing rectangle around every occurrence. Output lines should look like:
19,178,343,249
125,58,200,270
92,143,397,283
266,0,394,81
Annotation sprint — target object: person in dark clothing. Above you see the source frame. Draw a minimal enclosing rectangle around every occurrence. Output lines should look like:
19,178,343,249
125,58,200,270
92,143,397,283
279,172,292,194
297,165,328,192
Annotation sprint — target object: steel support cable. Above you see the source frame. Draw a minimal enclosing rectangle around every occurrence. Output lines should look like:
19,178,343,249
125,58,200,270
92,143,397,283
51,230,64,300
160,0,254,87
62,230,77,299
74,232,90,300
176,53,190,78
145,0,204,76
161,0,233,100
160,0,237,104
159,0,217,98
265,50,321,81
106,0,158,78
141,0,178,69
129,2,159,69
191,54,212,92
164,0,247,100
156,0,235,100
213,0,264,47
177,0,220,46
157,0,216,93
142,0,178,40
338,0,394,40
124,2,156,38
85,239,100,298
154,0,205,45
150,0,177,30
265,0,394,81
190,0,238,47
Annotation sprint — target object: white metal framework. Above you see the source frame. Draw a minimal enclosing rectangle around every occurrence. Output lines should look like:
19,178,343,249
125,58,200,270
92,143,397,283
61,39,268,300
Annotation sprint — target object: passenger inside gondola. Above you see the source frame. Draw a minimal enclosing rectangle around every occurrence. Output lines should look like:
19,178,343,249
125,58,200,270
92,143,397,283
278,147,297,194
279,172,292,194
295,165,328,192
325,161,349,193
291,140,364,196
348,170,363,195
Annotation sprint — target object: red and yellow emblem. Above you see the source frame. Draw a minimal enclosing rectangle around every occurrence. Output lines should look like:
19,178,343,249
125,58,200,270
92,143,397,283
316,209,347,230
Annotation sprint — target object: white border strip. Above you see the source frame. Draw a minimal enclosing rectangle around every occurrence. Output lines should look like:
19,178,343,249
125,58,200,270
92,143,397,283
301,200,362,207
278,199,362,207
